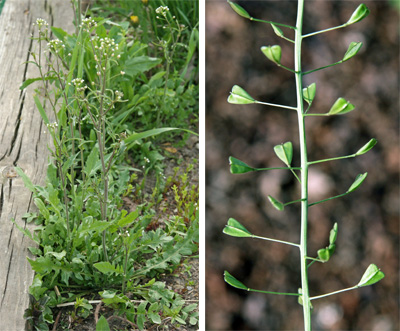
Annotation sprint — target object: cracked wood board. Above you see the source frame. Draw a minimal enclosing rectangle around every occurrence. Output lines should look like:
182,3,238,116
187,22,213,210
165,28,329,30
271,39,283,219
0,1,73,329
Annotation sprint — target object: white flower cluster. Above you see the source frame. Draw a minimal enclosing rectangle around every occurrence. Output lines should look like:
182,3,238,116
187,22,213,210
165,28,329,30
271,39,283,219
92,36,121,59
33,18,49,38
80,17,97,32
115,90,124,100
46,122,58,130
155,5,169,18
33,18,49,29
47,39,65,53
70,78,88,92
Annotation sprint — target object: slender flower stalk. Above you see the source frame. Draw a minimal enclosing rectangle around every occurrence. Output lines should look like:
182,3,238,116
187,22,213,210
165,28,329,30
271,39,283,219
223,1,383,330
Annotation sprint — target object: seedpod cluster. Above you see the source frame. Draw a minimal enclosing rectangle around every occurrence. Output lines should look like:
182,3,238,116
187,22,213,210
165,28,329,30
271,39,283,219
223,1,384,329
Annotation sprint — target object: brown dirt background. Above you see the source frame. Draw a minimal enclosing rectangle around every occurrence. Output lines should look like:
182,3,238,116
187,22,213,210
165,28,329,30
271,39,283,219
205,1,399,330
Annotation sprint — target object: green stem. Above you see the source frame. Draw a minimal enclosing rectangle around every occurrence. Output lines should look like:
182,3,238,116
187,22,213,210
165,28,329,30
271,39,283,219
252,235,300,248
303,61,342,75
283,198,306,207
250,17,296,30
294,1,312,329
308,154,355,165
310,285,358,301
248,288,301,296
303,23,348,39
255,100,297,111
308,192,348,207
254,166,302,171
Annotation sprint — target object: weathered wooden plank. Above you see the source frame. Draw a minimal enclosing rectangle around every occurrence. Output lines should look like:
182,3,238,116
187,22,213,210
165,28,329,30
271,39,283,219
0,1,73,329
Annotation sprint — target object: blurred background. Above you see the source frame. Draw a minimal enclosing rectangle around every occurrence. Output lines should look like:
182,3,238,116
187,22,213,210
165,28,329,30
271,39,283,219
205,1,399,330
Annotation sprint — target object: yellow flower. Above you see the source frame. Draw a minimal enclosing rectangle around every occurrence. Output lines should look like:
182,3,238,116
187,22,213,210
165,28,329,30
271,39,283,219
130,15,139,26
142,0,148,6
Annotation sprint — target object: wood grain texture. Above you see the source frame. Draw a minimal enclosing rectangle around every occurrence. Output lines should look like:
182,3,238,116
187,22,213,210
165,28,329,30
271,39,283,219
0,1,73,329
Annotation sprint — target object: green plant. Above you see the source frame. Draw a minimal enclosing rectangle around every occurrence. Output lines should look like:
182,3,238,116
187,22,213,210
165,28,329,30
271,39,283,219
223,1,384,330
16,1,198,329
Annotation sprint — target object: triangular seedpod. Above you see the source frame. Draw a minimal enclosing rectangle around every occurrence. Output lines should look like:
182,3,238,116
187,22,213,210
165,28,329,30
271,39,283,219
229,156,255,174
302,83,316,105
342,42,363,62
274,142,293,166
347,4,370,25
328,97,355,115
227,1,251,19
228,85,255,104
268,195,284,211
357,264,385,287
271,24,284,38
224,271,248,290
261,45,282,64
347,172,368,193
223,218,253,238
329,223,338,245
355,138,377,156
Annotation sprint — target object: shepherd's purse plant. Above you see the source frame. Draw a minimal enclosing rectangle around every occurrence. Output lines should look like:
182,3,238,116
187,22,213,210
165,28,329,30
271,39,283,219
223,1,384,329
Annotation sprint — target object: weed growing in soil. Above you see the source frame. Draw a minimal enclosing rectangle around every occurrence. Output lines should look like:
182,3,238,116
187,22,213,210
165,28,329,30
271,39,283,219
223,1,384,329
17,1,198,330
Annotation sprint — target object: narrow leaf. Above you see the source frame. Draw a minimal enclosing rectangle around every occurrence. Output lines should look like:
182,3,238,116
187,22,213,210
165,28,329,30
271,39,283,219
34,95,50,125
228,1,251,19
229,156,255,174
20,76,55,90
347,4,370,25
329,223,338,245
124,128,196,146
227,85,255,104
347,172,368,193
274,142,293,166
223,218,253,238
15,167,35,193
93,262,123,275
342,42,363,62
224,271,248,290
271,24,284,37
302,83,316,104
261,45,282,64
328,97,355,115
358,264,385,287
268,195,284,211
355,138,377,156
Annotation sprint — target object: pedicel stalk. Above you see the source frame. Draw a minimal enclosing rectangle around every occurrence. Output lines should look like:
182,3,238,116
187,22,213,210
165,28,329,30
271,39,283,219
223,1,384,329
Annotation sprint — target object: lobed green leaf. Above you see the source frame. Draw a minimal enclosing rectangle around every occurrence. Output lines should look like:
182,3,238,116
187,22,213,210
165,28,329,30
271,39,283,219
227,85,255,104
342,42,363,62
261,45,282,64
224,271,248,290
355,138,377,156
358,264,385,287
223,218,253,238
347,4,370,25
328,97,355,115
347,172,368,192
